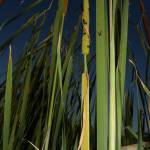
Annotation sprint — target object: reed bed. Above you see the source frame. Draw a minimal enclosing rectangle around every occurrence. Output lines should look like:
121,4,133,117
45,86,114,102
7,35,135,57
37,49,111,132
0,0,150,150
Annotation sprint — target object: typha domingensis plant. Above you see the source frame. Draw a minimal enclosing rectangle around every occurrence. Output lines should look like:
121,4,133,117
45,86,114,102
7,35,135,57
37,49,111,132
78,0,90,149
96,0,129,149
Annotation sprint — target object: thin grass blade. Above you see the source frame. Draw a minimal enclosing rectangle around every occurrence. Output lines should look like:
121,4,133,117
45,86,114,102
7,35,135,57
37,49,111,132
3,45,12,150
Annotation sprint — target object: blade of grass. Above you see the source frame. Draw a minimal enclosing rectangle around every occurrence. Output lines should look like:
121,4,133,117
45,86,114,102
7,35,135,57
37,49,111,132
109,0,117,149
3,45,12,150
96,0,109,149
43,62,57,150
44,1,65,149
125,126,138,140
62,18,80,76
8,110,19,150
19,56,32,136
52,57,73,150
116,0,129,149
44,0,64,139
61,129,66,150
129,59,150,98
73,136,78,150
138,111,143,150
26,140,39,150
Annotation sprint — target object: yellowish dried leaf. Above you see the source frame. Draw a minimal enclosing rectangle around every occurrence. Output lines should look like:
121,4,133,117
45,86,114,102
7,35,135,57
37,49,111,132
78,72,89,150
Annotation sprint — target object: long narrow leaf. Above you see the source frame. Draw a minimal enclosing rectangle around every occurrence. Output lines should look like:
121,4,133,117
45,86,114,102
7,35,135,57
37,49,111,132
96,0,109,149
3,45,12,150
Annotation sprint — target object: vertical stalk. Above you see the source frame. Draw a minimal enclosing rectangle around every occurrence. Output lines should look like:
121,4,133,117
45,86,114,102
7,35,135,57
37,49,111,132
109,0,117,150
78,0,90,149
96,0,109,149
116,0,129,149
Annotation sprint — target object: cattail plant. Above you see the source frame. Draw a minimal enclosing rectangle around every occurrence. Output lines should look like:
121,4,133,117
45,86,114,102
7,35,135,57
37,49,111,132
96,0,109,149
78,0,90,149
96,0,129,149
2,0,149,149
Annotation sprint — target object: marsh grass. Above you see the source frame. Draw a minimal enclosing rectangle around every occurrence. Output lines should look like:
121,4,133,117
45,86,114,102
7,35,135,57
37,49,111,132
0,1,83,149
1,0,150,150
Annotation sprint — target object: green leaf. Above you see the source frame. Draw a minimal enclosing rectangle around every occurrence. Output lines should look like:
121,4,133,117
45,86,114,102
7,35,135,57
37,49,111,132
3,45,12,150
52,57,73,150
116,0,129,148
19,56,32,136
125,126,138,140
96,0,109,149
